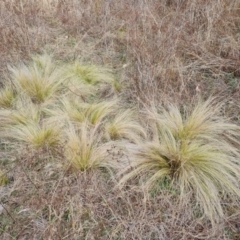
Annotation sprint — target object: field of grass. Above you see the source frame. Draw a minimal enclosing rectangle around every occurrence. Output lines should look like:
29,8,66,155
0,0,240,239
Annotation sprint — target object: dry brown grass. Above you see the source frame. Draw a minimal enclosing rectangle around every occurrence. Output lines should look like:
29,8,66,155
1,162,240,239
1,1,240,107
1,0,240,239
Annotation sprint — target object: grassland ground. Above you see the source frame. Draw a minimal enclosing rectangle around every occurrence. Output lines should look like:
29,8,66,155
0,0,240,239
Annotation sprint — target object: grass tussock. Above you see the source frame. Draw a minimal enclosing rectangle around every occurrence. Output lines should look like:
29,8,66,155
6,122,61,149
65,62,121,99
119,99,240,222
0,54,129,155
9,54,66,104
0,85,16,109
8,100,41,125
83,100,117,125
66,62,115,86
64,123,114,171
105,109,147,142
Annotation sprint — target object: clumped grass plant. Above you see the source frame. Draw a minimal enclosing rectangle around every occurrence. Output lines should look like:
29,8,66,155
67,62,115,85
64,79,96,101
1,1,240,238
105,109,146,143
119,99,240,222
65,61,120,95
0,85,16,109
83,100,117,125
64,123,114,171
62,99,117,126
9,54,66,104
46,97,117,127
0,99,41,130
0,54,129,172
7,100,41,126
5,121,61,149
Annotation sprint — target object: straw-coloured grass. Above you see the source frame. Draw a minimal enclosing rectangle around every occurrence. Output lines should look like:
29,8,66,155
5,121,61,149
1,0,240,238
66,62,115,86
9,54,65,104
64,123,114,171
105,109,146,143
0,85,16,109
119,99,240,222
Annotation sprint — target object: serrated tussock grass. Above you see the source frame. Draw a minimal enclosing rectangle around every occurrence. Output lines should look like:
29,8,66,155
3,56,240,226
64,122,114,171
118,99,240,223
63,99,117,126
66,62,115,85
9,54,66,104
5,121,62,149
0,84,16,109
0,99,41,130
105,109,147,143
83,100,117,125
7,100,41,126
0,54,144,173
45,97,118,127
1,1,240,238
65,61,120,94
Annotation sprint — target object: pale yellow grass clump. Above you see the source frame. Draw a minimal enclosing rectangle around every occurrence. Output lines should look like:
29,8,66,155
46,97,117,127
119,99,240,222
63,79,96,101
66,62,115,85
83,100,117,125
65,61,120,93
0,54,134,172
0,99,41,131
7,100,41,125
9,54,66,104
5,121,61,149
105,109,147,143
64,123,114,171
61,99,117,126
0,85,16,109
